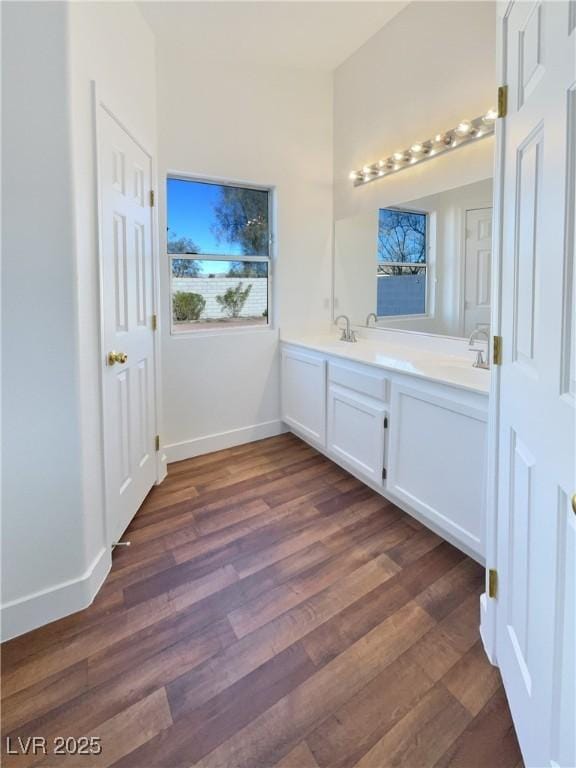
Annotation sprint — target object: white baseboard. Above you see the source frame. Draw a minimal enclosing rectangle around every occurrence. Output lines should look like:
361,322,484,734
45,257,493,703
165,420,287,463
0,546,111,642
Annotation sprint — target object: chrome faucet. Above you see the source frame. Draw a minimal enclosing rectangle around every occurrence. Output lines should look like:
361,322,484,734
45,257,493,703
366,312,378,327
335,314,357,343
468,327,490,369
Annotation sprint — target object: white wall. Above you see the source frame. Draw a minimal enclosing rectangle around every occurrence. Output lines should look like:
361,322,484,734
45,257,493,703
1,0,157,640
157,49,333,461
334,1,496,221
2,1,86,634
334,210,379,324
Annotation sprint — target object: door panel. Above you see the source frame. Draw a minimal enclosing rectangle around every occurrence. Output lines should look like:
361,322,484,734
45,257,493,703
464,208,492,335
327,384,386,483
281,348,326,447
550,488,576,767
99,107,156,543
561,85,576,398
388,383,486,560
506,430,534,692
495,3,575,765
513,125,542,372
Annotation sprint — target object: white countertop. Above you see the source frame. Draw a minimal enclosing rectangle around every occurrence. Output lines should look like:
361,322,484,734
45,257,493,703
281,333,490,395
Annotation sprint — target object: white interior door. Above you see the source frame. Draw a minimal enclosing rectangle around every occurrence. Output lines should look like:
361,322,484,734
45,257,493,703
495,3,575,766
464,207,492,336
98,106,157,544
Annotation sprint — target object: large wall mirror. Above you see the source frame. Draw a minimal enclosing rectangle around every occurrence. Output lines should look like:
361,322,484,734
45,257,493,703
334,176,494,339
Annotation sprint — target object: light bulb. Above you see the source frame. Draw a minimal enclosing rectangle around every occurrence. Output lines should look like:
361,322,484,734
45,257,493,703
411,143,423,154
362,165,372,175
483,108,497,123
393,152,404,161
456,120,472,135
378,159,385,168
349,171,359,181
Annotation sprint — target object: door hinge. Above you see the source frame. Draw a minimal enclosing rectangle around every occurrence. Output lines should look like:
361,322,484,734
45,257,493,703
497,85,508,118
149,189,155,207
488,568,498,599
493,335,503,366
384,416,388,429
155,435,160,452
382,467,387,480
151,313,158,331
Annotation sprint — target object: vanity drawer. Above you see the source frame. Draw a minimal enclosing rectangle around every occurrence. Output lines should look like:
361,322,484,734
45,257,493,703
328,360,389,402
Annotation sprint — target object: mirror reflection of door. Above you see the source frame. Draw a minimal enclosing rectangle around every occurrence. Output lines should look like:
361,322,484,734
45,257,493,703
464,207,492,336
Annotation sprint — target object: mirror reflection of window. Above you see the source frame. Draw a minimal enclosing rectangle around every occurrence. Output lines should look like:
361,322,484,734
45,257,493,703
377,209,427,317
333,176,494,339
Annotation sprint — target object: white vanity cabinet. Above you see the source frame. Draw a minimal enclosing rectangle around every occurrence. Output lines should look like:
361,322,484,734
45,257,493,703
387,380,487,558
280,346,326,448
280,340,488,562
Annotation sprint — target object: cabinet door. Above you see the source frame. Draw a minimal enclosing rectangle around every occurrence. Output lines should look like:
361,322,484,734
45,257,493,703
327,384,386,483
281,347,326,447
387,383,486,559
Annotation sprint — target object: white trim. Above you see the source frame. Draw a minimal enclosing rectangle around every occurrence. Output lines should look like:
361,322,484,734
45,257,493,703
0,548,111,642
480,2,510,666
165,173,275,337
165,420,287,463
170,253,270,264
170,324,276,340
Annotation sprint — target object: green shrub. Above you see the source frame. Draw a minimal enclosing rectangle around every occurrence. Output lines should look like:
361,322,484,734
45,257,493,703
172,291,206,322
215,282,252,318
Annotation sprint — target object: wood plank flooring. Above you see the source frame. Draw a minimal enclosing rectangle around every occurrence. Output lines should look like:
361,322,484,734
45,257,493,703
1,433,523,768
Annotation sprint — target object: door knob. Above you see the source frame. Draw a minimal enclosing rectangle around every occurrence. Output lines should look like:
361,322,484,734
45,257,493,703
108,350,128,366
572,494,576,516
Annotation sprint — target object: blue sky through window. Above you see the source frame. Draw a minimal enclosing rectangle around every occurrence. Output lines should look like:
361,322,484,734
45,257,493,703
167,178,271,275
167,178,245,256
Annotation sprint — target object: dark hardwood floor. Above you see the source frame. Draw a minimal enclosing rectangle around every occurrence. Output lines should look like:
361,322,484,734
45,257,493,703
1,433,523,767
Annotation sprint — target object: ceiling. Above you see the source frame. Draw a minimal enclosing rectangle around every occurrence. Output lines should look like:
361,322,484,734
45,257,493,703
138,1,408,71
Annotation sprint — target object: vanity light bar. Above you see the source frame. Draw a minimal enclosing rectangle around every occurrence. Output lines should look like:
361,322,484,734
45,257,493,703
349,109,497,187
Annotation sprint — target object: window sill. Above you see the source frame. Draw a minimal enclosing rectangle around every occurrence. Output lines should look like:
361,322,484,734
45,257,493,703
372,313,431,322
170,324,277,340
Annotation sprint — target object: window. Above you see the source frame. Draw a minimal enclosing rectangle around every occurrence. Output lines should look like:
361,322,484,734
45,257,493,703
377,208,427,317
167,177,272,332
